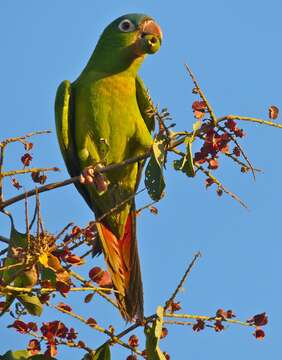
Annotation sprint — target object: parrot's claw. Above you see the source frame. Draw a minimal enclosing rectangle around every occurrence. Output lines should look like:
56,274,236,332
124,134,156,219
80,165,96,184
80,165,109,194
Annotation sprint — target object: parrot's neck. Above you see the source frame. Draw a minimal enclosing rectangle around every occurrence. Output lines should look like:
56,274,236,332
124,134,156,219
81,46,145,77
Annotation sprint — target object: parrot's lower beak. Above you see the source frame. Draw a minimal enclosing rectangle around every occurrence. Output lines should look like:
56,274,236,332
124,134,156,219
134,19,162,55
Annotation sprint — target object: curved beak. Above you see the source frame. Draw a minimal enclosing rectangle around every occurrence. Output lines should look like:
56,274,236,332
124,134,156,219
135,18,162,55
140,19,163,42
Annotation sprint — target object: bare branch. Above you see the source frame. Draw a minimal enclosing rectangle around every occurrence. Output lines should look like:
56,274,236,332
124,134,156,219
165,252,201,311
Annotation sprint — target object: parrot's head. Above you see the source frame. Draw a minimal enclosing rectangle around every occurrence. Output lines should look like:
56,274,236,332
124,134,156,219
92,13,162,73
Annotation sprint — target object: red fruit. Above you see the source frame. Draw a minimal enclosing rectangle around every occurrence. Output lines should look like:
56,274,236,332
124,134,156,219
24,142,33,151
268,105,279,120
84,228,95,239
192,100,207,119
9,320,29,334
216,308,226,318
21,153,33,166
64,253,84,265
192,319,205,332
27,339,41,355
67,327,77,340
77,340,86,348
128,334,139,347
86,317,97,327
208,158,219,170
57,302,72,312
39,293,50,304
126,356,138,360
89,267,104,283
31,171,47,184
216,188,223,197
167,300,181,313
97,271,113,288
71,226,81,236
205,178,214,188
56,281,71,295
225,119,237,131
41,321,68,339
233,146,241,157
234,128,245,138
194,151,207,164
192,100,207,111
226,310,236,318
253,327,265,340
248,312,268,326
214,320,224,332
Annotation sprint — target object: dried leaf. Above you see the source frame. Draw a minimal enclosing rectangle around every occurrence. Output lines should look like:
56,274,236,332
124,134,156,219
11,177,22,190
149,206,158,215
84,293,95,304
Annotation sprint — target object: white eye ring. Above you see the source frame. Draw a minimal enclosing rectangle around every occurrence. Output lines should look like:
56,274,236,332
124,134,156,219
118,19,136,32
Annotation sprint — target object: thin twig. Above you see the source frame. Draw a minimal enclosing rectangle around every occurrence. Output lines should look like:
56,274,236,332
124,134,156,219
184,63,217,126
224,152,262,173
195,163,248,209
1,167,59,177
218,115,282,129
70,270,118,309
164,252,201,311
164,320,194,326
164,313,254,327
0,235,9,244
1,285,118,295
0,130,51,146
53,304,143,356
218,125,256,180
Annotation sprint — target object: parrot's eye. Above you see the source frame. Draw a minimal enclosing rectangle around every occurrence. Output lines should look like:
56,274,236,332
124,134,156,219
118,19,136,32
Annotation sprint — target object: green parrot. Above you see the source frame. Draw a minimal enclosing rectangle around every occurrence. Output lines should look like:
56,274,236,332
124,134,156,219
55,13,162,321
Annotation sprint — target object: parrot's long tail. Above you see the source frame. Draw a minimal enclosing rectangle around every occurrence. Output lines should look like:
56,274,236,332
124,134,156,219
96,211,143,321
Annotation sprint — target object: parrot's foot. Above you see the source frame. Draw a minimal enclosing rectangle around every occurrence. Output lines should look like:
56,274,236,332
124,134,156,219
80,164,109,194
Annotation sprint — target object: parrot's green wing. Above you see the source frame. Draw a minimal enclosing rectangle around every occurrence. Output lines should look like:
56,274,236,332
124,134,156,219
136,75,155,134
134,75,156,192
55,80,95,212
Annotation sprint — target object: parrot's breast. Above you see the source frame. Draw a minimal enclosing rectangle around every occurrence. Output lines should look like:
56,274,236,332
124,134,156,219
72,71,148,238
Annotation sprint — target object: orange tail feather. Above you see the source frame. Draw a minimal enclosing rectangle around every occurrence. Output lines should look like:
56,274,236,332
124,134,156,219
96,212,143,321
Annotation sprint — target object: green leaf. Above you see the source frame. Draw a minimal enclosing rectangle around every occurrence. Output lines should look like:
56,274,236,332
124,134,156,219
17,293,43,316
82,344,111,360
152,134,166,168
145,156,165,201
192,119,202,133
173,136,195,178
145,306,166,360
40,267,57,287
3,221,35,285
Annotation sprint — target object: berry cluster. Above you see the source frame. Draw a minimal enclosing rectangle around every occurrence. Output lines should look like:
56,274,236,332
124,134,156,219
8,319,82,357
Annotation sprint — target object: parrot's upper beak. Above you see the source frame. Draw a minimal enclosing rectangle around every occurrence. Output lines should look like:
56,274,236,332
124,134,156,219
134,18,162,55
140,19,163,42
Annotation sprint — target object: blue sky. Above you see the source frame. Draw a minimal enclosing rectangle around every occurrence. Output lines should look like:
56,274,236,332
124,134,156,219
0,1,281,359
